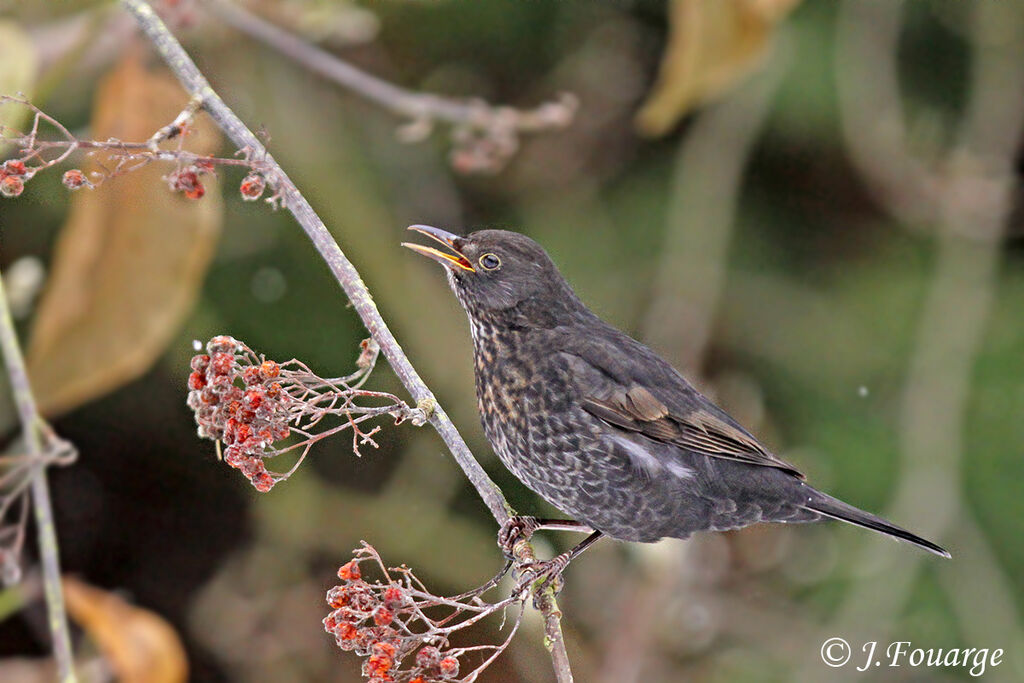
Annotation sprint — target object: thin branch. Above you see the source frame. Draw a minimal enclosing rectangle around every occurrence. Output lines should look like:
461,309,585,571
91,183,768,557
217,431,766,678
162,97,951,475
201,0,574,173
0,276,75,681
120,1,573,679
202,0,576,133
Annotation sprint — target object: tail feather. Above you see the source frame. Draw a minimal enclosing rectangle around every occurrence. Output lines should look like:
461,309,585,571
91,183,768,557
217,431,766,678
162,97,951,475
804,493,951,558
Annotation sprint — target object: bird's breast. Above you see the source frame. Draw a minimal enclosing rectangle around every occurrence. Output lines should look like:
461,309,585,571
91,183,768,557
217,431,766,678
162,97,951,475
469,324,564,471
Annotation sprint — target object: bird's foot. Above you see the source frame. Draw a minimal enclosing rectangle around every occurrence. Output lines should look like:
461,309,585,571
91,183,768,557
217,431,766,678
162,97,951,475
514,552,571,598
498,515,540,557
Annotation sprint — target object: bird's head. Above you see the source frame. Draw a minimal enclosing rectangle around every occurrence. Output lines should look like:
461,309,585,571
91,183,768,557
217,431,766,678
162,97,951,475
403,226,581,323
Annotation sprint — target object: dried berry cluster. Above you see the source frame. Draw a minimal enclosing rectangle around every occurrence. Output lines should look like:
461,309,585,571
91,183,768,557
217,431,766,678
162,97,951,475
324,558,459,682
187,336,422,492
324,544,523,683
3,95,275,204
187,336,291,492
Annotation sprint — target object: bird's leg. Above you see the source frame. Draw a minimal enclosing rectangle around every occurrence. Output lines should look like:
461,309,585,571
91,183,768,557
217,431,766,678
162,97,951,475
497,516,594,557
515,530,604,596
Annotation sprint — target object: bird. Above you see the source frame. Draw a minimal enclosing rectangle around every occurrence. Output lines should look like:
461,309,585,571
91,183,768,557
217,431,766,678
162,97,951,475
403,225,950,572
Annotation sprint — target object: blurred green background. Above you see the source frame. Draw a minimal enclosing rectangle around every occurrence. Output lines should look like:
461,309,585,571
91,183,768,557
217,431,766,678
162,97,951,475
1,0,1023,681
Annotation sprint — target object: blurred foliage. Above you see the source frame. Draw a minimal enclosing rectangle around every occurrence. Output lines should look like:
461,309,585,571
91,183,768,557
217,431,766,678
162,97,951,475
636,0,802,136
0,1,1022,682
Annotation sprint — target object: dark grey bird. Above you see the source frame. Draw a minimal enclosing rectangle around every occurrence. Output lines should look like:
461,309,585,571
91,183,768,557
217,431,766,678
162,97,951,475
404,226,950,568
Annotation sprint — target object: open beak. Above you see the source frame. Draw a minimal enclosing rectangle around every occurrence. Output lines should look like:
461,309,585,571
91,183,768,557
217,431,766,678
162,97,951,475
402,225,475,272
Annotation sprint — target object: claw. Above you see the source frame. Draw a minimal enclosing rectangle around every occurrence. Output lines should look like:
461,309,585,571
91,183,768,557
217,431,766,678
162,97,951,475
498,515,539,557
513,552,570,598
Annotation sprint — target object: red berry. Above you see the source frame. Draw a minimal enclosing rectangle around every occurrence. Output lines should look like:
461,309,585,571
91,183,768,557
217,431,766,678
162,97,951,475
0,175,24,198
3,160,27,176
168,167,205,199
187,371,205,390
415,646,441,669
438,656,459,678
207,336,237,354
239,173,266,201
210,352,234,376
210,374,232,393
336,622,358,641
323,613,338,631
382,586,404,609
251,471,274,492
62,169,86,189
338,561,361,581
191,354,210,372
372,642,396,657
327,586,349,609
244,389,263,410
235,423,252,443
373,607,393,626
259,360,280,379
366,654,393,676
223,400,240,419
242,366,261,385
240,455,264,476
224,446,246,468
354,626,377,651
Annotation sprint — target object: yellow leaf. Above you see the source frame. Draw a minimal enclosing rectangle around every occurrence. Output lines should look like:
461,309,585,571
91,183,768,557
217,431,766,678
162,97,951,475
26,55,223,417
0,20,39,132
635,0,801,136
64,576,188,683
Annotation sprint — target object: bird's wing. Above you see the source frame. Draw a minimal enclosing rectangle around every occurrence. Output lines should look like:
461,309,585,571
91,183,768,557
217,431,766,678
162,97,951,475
561,331,804,479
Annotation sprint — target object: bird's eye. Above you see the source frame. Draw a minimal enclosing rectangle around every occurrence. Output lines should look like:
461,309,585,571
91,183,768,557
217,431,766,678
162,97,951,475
479,253,501,270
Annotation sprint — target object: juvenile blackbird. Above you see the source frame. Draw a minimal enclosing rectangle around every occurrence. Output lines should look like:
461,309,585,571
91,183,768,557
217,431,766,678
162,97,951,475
404,226,950,566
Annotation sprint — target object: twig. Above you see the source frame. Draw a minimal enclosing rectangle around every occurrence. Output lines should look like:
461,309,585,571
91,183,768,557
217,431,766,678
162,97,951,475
533,583,574,683
0,274,76,680
201,0,575,173
202,0,575,132
120,1,573,679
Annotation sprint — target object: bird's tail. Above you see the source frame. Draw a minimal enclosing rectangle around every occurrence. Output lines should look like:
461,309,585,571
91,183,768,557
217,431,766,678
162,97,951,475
804,493,951,558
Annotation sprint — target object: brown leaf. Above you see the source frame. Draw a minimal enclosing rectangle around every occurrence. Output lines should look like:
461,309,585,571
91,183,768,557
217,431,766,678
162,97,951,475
635,0,801,136
26,55,223,416
64,576,188,683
